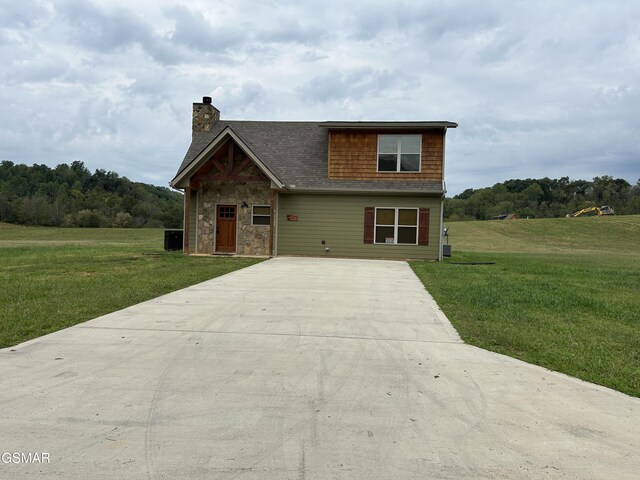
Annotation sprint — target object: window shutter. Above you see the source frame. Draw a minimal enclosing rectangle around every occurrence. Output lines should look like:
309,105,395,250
418,208,430,245
364,207,375,244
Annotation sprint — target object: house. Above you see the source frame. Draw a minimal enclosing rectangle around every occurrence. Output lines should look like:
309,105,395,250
170,97,457,260
492,213,519,221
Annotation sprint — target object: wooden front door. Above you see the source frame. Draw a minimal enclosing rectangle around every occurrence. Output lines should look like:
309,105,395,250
216,205,237,253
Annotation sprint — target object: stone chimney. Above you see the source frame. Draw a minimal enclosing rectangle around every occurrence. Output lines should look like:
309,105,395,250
192,96,220,135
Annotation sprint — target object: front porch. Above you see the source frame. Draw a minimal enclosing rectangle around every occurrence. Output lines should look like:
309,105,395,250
182,139,276,256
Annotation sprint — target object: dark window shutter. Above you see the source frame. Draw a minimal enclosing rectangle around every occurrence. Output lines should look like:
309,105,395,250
364,207,375,244
418,208,430,245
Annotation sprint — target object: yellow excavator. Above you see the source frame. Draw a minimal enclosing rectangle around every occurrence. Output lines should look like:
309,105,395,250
567,205,615,217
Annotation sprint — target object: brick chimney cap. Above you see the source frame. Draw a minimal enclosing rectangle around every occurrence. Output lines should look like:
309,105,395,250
202,96,212,104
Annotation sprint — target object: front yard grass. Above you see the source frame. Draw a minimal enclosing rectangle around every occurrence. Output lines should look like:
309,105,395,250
411,217,640,397
0,226,264,348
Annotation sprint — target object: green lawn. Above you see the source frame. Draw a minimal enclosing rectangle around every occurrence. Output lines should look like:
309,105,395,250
411,215,640,397
0,225,264,348
3,220,639,397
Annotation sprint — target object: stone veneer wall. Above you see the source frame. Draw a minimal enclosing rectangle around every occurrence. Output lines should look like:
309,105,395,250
196,179,271,255
192,103,220,133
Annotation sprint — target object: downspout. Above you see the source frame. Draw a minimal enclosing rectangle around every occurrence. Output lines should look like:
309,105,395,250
269,188,276,256
273,190,279,256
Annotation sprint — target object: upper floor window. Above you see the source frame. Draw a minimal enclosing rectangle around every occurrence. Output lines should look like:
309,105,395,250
377,135,421,172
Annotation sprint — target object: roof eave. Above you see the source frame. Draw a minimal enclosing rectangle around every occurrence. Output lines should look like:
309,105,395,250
278,187,445,196
321,121,458,130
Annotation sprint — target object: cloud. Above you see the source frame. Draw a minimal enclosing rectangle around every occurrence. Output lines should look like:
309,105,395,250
5,56,71,84
347,0,501,42
55,0,148,51
0,0,50,28
257,17,326,45
210,81,268,118
0,0,638,195
164,4,329,66
297,67,406,105
53,0,193,65
165,6,246,53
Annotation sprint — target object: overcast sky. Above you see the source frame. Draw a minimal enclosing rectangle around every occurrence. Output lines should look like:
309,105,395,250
1,0,638,195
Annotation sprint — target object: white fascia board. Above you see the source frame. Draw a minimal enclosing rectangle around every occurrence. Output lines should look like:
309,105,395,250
171,127,284,189
281,188,444,196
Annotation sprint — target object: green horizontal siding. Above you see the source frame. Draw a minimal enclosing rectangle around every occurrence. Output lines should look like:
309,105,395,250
277,194,441,260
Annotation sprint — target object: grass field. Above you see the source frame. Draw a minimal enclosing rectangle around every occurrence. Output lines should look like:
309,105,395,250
0,224,263,348
2,219,638,397
411,215,640,397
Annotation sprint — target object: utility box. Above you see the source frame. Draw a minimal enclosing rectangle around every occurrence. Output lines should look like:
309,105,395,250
164,229,183,251
442,244,452,257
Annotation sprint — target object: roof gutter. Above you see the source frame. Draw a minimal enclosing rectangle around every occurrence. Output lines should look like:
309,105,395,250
277,187,445,196
322,121,458,130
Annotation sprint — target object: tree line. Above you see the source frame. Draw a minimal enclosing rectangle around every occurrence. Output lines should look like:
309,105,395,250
0,161,183,228
445,176,640,220
3,162,637,227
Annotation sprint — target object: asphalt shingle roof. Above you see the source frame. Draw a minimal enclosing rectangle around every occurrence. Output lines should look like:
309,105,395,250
173,121,446,194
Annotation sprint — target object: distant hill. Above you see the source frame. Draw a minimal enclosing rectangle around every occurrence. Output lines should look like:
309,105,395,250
0,160,182,228
446,176,640,220
445,214,640,255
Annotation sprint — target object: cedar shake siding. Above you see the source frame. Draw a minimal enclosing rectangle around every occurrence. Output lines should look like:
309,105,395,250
328,130,444,182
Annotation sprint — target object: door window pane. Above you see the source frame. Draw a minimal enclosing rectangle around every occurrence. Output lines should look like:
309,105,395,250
219,206,235,219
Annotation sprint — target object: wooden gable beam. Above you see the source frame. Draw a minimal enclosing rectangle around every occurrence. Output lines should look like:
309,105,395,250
227,141,234,176
231,157,252,177
191,138,269,182
210,157,226,176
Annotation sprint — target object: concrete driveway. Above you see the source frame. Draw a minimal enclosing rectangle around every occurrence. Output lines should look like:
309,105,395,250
1,257,638,479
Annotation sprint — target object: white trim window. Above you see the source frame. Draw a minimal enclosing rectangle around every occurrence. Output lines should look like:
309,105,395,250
377,135,421,172
374,208,418,244
251,205,271,226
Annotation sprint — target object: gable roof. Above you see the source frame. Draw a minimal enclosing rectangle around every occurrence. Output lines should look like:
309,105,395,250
171,126,286,189
171,120,456,194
